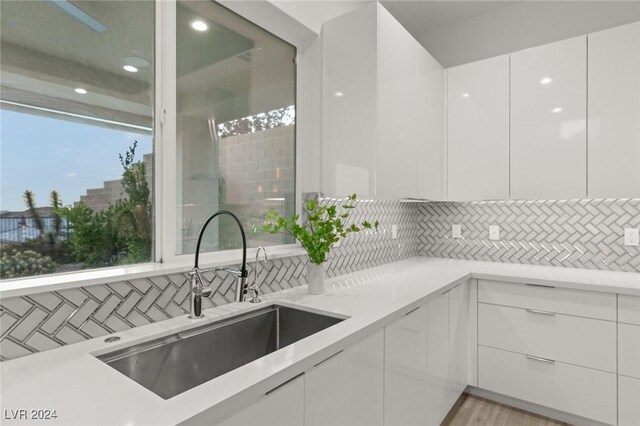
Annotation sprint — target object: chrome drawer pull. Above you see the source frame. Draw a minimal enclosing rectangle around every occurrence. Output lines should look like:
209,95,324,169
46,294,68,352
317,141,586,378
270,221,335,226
525,283,556,289
314,350,343,368
266,372,304,395
526,355,555,364
526,309,555,316
404,306,420,316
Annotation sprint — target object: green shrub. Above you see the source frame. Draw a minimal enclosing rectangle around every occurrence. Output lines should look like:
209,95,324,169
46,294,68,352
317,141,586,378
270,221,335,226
0,250,57,279
61,142,152,268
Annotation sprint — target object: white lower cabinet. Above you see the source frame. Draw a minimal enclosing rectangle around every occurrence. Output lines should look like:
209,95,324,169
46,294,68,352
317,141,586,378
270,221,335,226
217,374,304,426
384,306,428,426
619,300,640,426
448,284,468,401
478,303,616,372
426,291,452,426
619,322,640,379
305,330,384,426
619,375,640,426
479,346,617,424
477,281,619,425
426,283,469,426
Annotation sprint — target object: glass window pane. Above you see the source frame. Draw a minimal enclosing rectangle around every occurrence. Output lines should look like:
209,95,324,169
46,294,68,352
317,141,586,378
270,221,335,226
176,1,296,255
0,0,154,279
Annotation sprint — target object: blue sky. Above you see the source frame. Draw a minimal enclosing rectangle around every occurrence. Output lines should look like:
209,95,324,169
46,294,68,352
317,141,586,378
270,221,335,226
1,109,153,212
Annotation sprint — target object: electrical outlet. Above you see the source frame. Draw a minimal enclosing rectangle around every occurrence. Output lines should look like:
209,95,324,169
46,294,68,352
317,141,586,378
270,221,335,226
452,224,462,239
624,228,639,246
391,224,398,240
489,225,500,241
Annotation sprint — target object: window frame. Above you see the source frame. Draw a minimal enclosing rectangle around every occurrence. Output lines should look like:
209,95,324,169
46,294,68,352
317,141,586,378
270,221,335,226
156,0,304,268
0,0,309,295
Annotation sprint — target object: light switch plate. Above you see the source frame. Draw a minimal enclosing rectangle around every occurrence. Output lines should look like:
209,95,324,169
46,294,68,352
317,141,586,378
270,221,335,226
452,224,462,239
624,228,639,246
391,224,398,240
489,225,500,241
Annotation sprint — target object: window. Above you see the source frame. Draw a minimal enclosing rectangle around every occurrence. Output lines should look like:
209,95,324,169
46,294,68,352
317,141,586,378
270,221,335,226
0,0,299,282
0,0,154,279
175,1,297,256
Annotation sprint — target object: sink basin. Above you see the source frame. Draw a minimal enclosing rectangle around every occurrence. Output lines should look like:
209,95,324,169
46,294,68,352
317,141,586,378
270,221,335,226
96,304,344,399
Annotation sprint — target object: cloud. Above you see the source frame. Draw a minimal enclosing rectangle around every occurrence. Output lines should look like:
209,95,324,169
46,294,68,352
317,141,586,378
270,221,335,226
66,172,77,178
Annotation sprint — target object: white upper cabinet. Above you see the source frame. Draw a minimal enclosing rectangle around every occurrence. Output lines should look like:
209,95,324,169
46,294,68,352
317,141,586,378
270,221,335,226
447,55,510,201
510,36,587,200
322,3,444,199
588,22,640,199
416,45,446,200
322,4,378,198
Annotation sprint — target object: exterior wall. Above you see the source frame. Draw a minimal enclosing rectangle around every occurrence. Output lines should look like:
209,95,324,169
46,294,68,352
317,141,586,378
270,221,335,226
79,153,153,212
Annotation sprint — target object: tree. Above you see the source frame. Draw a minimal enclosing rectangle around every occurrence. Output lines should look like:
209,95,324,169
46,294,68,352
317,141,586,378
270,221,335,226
50,190,63,238
23,190,44,237
62,142,152,267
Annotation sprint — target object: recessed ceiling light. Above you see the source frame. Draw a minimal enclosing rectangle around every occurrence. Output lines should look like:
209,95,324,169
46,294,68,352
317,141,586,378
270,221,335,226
124,56,150,68
74,88,87,94
190,20,209,32
552,107,563,113
123,65,138,73
540,77,552,85
334,92,344,97
461,93,470,98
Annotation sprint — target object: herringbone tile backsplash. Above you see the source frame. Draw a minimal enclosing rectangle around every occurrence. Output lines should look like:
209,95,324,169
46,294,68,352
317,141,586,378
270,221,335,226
0,199,420,361
419,199,640,272
3,197,638,361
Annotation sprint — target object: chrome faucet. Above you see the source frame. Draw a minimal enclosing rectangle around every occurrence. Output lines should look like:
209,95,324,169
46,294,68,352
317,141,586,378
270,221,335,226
189,210,249,319
248,247,267,303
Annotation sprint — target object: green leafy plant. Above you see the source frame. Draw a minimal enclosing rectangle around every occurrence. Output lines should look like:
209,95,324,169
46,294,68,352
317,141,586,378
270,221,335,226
0,249,57,279
60,142,151,268
262,194,379,265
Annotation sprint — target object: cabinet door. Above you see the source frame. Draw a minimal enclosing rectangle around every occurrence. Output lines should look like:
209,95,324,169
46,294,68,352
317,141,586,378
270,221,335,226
384,305,428,425
305,330,384,426
322,3,378,197
447,56,510,201
217,374,304,426
511,36,587,200
416,47,445,200
426,292,450,426
448,283,468,401
588,22,640,198
377,4,418,199
620,375,640,426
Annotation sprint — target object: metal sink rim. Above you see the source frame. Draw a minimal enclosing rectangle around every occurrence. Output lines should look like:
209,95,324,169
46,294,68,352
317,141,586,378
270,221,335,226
96,303,346,367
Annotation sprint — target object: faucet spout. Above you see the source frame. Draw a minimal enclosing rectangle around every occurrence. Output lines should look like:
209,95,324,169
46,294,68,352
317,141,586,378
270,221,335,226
190,210,249,318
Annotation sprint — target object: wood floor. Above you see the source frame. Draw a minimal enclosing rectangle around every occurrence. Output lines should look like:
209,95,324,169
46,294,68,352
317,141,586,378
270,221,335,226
442,394,570,426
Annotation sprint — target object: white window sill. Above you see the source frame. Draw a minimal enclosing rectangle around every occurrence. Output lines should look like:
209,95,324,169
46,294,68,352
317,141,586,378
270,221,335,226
0,246,307,299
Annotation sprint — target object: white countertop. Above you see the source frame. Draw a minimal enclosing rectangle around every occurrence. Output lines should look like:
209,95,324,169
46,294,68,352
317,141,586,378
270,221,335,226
1,257,639,426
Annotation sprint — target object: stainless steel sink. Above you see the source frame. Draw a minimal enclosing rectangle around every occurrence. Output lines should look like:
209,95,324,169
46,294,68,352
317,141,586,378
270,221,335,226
96,305,344,399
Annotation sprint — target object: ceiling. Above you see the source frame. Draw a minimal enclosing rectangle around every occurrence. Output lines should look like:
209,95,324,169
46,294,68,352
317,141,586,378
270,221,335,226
381,1,519,33
380,0,640,67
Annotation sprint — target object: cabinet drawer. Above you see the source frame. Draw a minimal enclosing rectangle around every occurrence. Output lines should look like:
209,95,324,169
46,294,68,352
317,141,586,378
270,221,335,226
619,294,640,325
619,375,640,426
479,303,616,372
478,280,616,320
478,346,616,425
619,322,640,379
